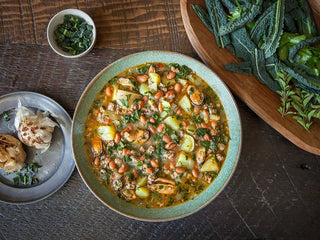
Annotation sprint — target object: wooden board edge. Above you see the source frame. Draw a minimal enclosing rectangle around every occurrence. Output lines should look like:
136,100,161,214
180,0,320,156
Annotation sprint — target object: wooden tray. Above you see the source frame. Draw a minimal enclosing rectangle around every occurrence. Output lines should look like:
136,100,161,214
180,0,320,156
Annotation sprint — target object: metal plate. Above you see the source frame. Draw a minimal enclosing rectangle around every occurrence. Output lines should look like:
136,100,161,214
0,92,75,204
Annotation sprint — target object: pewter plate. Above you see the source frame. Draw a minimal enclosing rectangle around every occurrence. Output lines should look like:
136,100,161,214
0,92,75,204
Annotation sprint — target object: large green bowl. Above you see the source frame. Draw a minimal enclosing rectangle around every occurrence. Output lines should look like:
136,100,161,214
72,51,242,221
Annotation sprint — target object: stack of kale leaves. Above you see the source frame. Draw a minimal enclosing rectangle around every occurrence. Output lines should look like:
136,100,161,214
193,0,320,130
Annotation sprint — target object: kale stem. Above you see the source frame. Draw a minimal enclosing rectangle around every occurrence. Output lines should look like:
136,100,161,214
235,0,242,13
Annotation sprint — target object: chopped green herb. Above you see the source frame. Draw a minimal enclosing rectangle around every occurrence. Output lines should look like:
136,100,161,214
169,63,180,68
137,65,149,74
12,163,41,185
124,155,131,163
93,100,100,109
119,94,131,108
176,65,192,79
190,115,204,124
153,133,162,141
2,111,10,121
109,77,117,86
155,141,166,156
133,110,140,122
166,197,175,206
200,141,210,148
152,112,161,124
164,126,174,136
54,14,93,55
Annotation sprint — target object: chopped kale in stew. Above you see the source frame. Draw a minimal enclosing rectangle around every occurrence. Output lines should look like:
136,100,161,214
84,62,230,208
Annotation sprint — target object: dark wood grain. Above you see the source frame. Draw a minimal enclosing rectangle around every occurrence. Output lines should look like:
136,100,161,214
0,0,192,52
180,0,320,156
0,0,320,239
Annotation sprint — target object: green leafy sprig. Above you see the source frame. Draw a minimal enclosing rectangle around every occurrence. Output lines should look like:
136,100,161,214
276,71,320,130
276,71,294,116
12,163,41,185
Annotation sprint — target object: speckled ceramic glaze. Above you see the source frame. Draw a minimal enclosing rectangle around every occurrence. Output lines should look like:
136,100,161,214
72,51,242,221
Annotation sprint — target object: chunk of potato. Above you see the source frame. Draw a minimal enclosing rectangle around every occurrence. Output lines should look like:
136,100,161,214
178,95,192,114
160,99,171,118
136,175,147,187
177,79,188,86
164,116,181,131
136,187,150,198
139,83,150,96
200,157,220,173
210,114,221,121
176,152,195,169
186,124,196,135
148,73,161,91
162,75,176,86
98,125,116,141
112,84,119,101
103,110,119,121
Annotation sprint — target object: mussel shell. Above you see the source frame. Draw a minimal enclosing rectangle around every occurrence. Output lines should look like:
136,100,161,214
187,85,206,107
124,129,150,144
120,189,136,201
91,138,104,157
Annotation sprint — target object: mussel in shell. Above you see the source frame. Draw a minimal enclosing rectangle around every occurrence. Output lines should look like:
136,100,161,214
123,129,150,145
91,137,104,157
187,85,206,107
148,178,177,195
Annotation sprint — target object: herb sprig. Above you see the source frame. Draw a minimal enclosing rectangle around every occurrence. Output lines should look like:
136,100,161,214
12,163,41,185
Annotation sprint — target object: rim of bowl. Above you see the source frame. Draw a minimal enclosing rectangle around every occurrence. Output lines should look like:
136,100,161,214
72,50,242,221
46,9,96,58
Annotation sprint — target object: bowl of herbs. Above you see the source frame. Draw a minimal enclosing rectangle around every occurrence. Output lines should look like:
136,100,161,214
47,9,96,58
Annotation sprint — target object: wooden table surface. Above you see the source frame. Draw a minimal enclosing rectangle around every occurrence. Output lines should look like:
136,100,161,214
0,1,319,239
